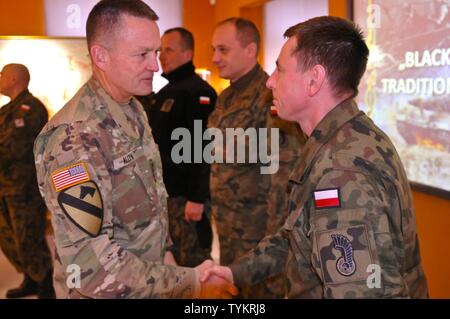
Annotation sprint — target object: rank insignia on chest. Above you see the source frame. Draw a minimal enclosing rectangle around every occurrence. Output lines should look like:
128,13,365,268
199,96,211,105
58,181,103,237
160,98,175,112
313,188,341,209
51,162,91,192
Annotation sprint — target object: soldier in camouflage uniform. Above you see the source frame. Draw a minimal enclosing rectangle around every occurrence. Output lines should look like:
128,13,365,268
0,63,54,299
204,16,428,298
33,0,236,299
210,17,304,298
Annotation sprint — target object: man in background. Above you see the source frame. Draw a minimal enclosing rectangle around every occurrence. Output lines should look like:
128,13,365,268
0,63,55,299
138,27,216,267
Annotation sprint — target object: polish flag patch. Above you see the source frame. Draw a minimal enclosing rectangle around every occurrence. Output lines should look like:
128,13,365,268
199,96,211,105
270,106,278,116
314,188,341,209
20,104,31,111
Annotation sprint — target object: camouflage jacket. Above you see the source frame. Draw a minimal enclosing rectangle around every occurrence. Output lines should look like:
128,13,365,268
34,77,199,298
230,99,428,298
209,64,304,239
0,89,48,196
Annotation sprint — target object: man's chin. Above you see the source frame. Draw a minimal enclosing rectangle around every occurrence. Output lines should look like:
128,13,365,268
135,86,153,96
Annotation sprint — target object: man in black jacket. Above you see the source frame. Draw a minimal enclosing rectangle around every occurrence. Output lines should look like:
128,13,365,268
138,28,216,267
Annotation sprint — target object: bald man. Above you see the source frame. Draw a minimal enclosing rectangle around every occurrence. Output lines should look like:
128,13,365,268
0,63,54,298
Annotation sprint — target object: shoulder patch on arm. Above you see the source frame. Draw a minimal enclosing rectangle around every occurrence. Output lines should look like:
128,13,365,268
316,225,374,284
57,181,103,237
51,162,90,192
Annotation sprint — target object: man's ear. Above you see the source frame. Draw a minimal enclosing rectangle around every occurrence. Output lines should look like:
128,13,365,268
307,65,326,96
245,42,258,59
90,44,110,71
183,49,194,62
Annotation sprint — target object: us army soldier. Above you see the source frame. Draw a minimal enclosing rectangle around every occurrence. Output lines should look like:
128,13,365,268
203,16,428,299
34,0,236,299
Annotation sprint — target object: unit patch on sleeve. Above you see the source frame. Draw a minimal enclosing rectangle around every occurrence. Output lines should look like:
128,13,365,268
57,181,103,237
51,162,91,192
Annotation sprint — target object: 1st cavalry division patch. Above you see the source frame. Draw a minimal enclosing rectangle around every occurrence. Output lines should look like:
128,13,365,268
57,181,103,237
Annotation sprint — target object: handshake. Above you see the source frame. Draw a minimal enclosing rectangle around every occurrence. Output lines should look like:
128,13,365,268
195,260,238,299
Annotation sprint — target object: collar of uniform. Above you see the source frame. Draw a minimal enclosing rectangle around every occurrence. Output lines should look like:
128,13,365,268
230,63,260,90
162,61,196,83
289,98,361,183
87,76,140,140
4,89,30,108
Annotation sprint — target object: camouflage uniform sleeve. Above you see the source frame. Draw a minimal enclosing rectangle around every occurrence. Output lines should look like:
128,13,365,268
229,232,289,288
35,123,199,299
310,167,410,298
0,102,47,166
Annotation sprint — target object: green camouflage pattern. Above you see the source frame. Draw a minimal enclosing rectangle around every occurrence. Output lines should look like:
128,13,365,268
230,99,428,298
167,196,212,267
34,77,199,298
0,89,52,282
209,64,304,298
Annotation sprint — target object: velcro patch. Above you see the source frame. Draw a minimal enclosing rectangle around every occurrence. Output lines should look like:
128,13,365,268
57,181,103,237
314,188,341,209
51,162,91,192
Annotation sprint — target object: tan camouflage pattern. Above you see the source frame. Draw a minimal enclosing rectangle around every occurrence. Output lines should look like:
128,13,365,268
34,77,199,298
167,196,212,267
0,89,52,282
230,99,428,298
209,64,304,298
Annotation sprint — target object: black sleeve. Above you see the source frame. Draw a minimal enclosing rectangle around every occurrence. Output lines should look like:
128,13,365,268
185,87,217,203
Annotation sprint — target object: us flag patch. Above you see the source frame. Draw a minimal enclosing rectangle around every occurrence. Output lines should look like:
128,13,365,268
51,162,91,192
199,96,210,105
314,188,341,209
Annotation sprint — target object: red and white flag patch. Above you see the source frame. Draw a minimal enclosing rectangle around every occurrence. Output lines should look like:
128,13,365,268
314,188,341,209
20,104,31,111
270,105,278,116
199,96,211,105
51,162,91,192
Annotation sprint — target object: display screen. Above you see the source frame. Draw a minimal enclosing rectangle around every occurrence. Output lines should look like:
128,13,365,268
353,0,450,196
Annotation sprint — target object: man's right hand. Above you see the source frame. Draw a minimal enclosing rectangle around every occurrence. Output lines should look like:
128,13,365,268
195,260,238,298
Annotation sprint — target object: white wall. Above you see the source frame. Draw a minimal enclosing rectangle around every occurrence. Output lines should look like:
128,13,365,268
45,0,182,37
263,0,328,74
44,0,182,92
